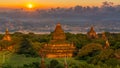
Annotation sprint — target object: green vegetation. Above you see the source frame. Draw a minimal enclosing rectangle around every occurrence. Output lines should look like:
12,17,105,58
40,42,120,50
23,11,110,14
0,32,120,68
0,53,40,68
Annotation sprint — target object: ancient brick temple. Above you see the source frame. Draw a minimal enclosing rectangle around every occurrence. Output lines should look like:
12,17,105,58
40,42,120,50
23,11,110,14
102,32,107,40
87,26,98,39
0,28,13,51
40,23,76,58
3,28,11,41
104,40,110,49
101,32,110,49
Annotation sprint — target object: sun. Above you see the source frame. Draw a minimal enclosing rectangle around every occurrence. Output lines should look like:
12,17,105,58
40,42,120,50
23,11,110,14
27,3,34,9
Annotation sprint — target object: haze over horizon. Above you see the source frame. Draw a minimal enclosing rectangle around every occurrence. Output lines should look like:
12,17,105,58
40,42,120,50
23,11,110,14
0,2,120,33
0,1,120,33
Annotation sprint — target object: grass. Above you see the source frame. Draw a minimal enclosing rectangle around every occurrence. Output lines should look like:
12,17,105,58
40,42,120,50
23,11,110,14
0,51,41,67
5,54,41,67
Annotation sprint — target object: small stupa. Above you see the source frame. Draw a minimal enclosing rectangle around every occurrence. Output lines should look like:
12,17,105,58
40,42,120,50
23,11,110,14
102,32,107,40
104,40,110,49
87,26,98,39
101,32,110,49
3,28,11,41
1,28,13,51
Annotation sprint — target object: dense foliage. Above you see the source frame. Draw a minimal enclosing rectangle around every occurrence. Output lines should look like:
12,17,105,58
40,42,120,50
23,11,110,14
0,32,120,68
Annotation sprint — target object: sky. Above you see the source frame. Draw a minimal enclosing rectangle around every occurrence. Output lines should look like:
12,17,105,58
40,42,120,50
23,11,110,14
0,0,120,8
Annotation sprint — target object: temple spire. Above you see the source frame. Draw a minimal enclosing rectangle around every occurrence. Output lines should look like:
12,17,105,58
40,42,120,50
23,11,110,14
52,23,66,41
102,32,107,40
87,26,98,39
104,40,110,49
101,32,110,49
90,26,95,32
3,28,11,41
5,28,9,35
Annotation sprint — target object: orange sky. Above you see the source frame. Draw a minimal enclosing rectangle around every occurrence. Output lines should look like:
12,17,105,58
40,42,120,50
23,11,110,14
0,0,120,8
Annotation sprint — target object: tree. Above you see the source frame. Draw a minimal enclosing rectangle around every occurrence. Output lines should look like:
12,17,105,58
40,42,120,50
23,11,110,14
77,43,103,60
91,48,114,64
0,40,14,51
105,58,120,67
50,59,59,68
32,42,43,51
112,42,120,49
38,34,51,43
17,38,38,57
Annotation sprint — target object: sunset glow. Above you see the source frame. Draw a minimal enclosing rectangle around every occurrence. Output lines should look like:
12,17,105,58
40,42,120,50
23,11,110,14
27,3,34,9
0,0,119,8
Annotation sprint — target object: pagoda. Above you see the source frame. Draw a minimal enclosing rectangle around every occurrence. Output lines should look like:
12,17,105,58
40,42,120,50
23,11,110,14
102,32,107,40
104,40,110,49
101,32,110,49
1,28,13,51
87,26,98,39
2,28,11,41
39,23,76,58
